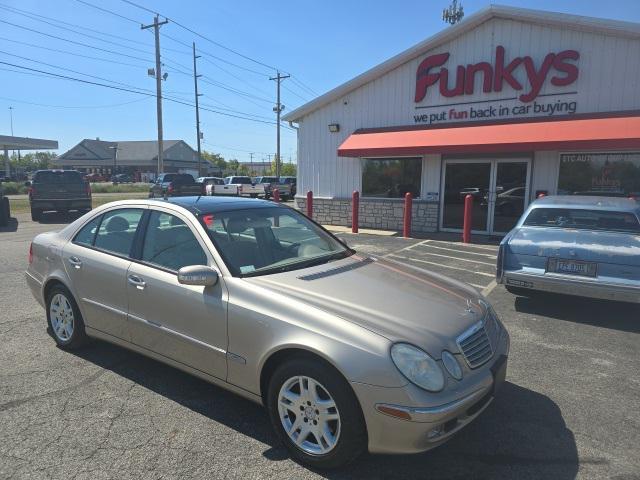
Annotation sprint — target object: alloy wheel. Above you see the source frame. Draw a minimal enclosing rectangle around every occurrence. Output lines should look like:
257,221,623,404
49,293,75,342
277,375,341,455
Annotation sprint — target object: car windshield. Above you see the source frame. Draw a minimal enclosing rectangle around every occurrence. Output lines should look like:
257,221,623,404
199,207,353,277
34,171,82,183
523,207,640,234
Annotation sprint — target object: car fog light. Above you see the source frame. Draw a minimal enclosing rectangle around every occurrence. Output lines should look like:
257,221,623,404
441,351,463,380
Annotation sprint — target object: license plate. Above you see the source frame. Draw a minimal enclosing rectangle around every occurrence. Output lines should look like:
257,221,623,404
547,258,597,277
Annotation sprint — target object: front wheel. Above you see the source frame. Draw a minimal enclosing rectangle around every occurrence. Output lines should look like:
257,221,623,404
46,285,89,350
267,357,367,469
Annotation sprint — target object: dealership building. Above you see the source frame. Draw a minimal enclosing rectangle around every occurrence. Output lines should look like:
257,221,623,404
284,6,640,235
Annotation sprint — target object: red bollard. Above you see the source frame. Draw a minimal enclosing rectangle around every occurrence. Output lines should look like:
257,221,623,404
352,191,359,233
273,188,280,202
306,191,313,219
403,192,412,238
462,194,473,243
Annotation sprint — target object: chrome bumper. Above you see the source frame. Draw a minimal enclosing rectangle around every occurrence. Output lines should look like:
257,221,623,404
503,270,640,304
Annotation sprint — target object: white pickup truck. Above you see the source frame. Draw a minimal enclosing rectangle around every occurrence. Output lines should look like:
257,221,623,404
197,176,230,196
217,176,265,197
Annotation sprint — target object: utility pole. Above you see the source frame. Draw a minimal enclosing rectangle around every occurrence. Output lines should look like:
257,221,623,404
142,15,168,177
249,152,254,176
192,42,203,177
270,71,289,178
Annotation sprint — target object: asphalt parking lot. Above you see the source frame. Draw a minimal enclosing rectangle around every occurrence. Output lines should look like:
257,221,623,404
1,212,639,479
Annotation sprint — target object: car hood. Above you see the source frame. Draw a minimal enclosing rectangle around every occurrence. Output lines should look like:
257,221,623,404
244,255,488,355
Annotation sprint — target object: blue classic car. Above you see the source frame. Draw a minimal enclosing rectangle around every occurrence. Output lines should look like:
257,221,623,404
497,196,640,303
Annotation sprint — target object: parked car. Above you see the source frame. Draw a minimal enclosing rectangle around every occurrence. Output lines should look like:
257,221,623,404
112,173,133,184
224,176,265,197
0,180,10,226
27,170,92,221
196,176,227,196
149,173,203,198
26,196,508,469
498,195,640,303
280,176,297,196
84,173,107,183
255,176,292,200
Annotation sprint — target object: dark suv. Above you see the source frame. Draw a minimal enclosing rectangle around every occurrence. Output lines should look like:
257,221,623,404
27,170,91,221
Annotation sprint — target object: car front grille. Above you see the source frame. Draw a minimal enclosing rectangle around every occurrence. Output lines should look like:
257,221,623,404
457,310,500,368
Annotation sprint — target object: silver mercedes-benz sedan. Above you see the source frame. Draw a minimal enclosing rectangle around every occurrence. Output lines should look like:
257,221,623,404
26,197,509,469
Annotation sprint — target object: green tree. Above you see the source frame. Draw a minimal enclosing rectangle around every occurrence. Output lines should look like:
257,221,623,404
201,150,226,174
9,151,57,171
271,158,297,177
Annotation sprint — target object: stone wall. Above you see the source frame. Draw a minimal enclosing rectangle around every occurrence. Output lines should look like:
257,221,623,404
295,197,439,233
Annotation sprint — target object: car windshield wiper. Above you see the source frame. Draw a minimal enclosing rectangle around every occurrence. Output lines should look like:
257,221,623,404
242,250,353,277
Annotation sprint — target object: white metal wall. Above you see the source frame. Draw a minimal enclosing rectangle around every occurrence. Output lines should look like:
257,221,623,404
296,17,640,198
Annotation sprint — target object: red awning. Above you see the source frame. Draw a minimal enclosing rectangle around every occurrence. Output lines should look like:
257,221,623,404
337,116,640,157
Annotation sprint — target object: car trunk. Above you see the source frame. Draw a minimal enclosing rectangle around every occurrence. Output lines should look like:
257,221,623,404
507,227,640,282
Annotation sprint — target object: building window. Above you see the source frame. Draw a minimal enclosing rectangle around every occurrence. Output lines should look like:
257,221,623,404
558,152,640,197
361,157,422,198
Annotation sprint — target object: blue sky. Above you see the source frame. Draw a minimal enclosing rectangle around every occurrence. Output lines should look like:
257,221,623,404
1,0,640,162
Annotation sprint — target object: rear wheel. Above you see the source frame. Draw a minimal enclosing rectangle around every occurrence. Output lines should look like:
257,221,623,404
31,207,42,222
267,357,367,469
0,197,9,226
46,285,89,350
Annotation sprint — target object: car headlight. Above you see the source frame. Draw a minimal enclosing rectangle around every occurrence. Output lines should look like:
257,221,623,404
441,350,463,380
390,343,445,392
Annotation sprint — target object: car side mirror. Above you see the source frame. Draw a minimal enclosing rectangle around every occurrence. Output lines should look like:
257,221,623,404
177,265,219,287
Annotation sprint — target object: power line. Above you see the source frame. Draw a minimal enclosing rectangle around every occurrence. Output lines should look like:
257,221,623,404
0,35,145,69
0,2,191,55
73,0,141,25
0,4,154,57
0,19,152,63
0,95,151,109
0,60,294,128
290,75,319,97
282,84,310,102
119,0,278,72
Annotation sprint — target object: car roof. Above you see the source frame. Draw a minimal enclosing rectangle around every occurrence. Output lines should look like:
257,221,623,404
149,195,279,215
532,195,640,213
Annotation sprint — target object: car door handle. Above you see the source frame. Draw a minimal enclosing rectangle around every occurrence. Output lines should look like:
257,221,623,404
68,256,82,269
128,274,146,290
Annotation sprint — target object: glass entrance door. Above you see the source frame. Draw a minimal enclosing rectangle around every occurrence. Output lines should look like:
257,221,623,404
441,158,531,235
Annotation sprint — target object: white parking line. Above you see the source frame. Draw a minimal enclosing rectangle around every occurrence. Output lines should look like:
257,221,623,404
406,250,496,267
431,240,499,251
482,280,498,296
388,254,495,277
415,243,497,259
382,239,431,258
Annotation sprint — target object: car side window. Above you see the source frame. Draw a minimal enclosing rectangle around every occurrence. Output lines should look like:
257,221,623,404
73,215,102,246
142,211,208,272
94,209,144,257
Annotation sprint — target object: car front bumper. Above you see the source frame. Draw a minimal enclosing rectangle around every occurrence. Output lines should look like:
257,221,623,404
502,270,640,304
352,328,509,455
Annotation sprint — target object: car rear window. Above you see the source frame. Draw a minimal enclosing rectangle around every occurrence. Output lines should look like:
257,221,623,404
34,171,82,183
524,208,640,233
231,177,252,184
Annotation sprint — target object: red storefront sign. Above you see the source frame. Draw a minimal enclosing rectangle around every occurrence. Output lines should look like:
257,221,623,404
415,45,579,103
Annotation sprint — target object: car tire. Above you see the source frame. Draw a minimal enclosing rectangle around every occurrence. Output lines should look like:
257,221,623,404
31,208,42,222
0,197,9,226
46,285,89,350
267,356,367,469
